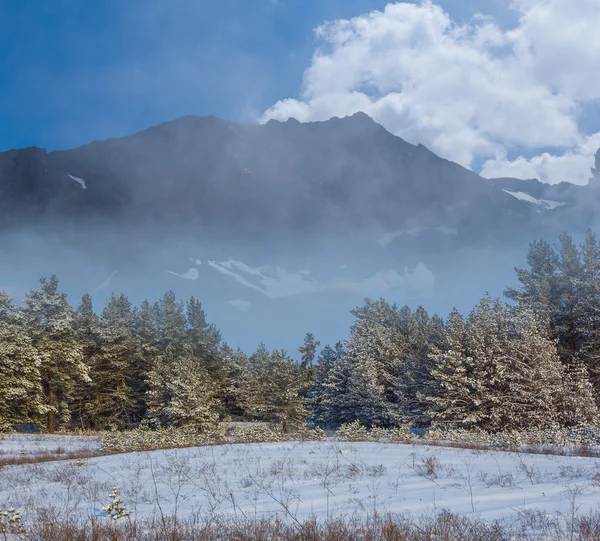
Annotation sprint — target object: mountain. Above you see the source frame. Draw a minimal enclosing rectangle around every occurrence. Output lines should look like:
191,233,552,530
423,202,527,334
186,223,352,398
1,113,599,352
1,113,539,248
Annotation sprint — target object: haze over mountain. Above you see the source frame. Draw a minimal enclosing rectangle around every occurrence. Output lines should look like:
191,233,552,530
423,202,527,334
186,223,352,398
1,113,599,352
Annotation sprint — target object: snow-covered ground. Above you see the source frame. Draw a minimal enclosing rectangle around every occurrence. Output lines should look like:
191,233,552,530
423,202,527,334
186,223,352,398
0,433,101,460
1,438,599,528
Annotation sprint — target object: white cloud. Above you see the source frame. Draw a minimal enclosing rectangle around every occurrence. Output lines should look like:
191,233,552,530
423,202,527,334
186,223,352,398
481,132,600,185
262,0,600,184
228,299,251,312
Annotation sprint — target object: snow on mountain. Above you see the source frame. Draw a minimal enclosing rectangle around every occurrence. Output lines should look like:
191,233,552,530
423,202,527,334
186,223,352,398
207,257,435,299
228,299,251,311
208,259,319,299
502,190,566,210
332,263,435,297
378,226,458,248
168,268,199,280
67,173,86,189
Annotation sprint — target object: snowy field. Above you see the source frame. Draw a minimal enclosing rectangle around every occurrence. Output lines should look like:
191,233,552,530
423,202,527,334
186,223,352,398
1,437,600,530
0,433,101,461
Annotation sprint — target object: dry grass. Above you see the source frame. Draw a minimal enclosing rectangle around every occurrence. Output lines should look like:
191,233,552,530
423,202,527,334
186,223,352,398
0,448,104,469
21,511,513,541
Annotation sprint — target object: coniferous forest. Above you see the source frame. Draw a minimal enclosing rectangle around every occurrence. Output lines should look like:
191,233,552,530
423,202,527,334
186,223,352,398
2,230,600,434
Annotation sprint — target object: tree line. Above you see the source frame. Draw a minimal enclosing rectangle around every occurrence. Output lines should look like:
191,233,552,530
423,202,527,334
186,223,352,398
1,230,600,433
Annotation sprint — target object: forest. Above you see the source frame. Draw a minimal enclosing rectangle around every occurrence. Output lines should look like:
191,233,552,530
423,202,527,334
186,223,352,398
1,230,600,434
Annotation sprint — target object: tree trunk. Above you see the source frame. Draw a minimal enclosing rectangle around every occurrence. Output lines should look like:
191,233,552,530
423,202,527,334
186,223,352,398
48,381,55,434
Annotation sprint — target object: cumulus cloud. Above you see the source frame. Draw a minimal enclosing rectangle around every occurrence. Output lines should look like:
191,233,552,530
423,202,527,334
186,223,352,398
262,0,600,184
481,132,600,184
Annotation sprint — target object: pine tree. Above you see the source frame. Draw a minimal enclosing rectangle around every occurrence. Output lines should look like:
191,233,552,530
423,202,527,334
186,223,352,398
164,352,220,431
500,311,566,429
341,299,407,426
308,342,344,423
560,360,598,427
71,293,100,430
0,291,45,431
222,344,252,419
319,351,354,426
145,291,187,426
505,238,560,330
23,276,88,432
185,297,224,405
424,308,479,428
90,293,137,429
464,295,513,429
131,300,159,422
579,230,600,399
554,232,585,363
298,332,321,398
261,349,307,430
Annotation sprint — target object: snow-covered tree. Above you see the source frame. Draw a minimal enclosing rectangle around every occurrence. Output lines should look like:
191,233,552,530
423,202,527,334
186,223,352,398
185,297,223,377
0,291,45,431
164,352,220,430
308,342,344,423
145,291,187,426
499,311,566,429
90,293,137,429
23,276,88,432
505,238,559,330
131,300,159,422
579,230,600,400
424,308,479,428
560,361,598,426
71,293,100,430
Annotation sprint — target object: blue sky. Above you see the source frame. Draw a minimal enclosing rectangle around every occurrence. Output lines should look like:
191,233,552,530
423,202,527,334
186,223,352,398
1,0,512,150
1,0,599,184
